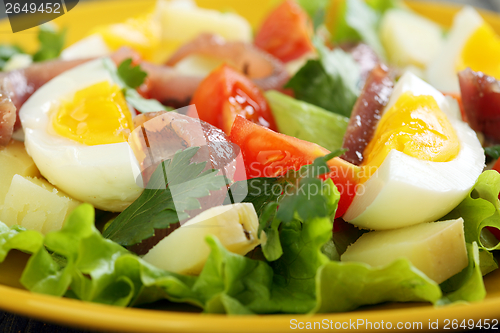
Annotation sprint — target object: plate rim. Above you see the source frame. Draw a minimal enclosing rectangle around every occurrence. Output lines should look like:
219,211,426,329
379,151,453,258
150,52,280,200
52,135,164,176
1,0,500,332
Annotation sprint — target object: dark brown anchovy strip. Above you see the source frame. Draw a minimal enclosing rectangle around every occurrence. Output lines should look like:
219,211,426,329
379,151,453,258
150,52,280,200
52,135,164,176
341,64,394,165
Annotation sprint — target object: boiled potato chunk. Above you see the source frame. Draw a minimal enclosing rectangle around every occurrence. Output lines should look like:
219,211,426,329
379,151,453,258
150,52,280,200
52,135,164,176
174,54,223,77
341,219,468,284
155,0,252,43
1,175,81,234
380,9,443,68
0,140,40,205
143,203,260,275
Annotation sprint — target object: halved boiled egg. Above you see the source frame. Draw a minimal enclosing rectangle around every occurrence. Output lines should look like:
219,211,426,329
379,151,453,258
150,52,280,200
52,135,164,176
19,59,143,212
427,7,500,93
343,72,484,230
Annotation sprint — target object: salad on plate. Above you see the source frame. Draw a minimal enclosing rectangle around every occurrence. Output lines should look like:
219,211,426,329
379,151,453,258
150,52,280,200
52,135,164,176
0,0,500,316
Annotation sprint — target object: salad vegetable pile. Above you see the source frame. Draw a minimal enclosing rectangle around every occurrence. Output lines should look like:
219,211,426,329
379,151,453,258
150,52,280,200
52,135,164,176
1,0,500,315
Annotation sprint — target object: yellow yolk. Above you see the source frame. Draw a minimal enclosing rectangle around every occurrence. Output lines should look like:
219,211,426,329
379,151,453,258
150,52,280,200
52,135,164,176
52,81,133,145
457,23,500,80
361,93,460,182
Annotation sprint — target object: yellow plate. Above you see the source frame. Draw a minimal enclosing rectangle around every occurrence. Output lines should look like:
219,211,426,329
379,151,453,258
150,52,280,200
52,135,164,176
1,1,500,332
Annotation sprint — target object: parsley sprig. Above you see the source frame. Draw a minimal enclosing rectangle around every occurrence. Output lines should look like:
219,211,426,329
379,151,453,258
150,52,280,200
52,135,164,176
104,57,169,113
103,147,227,246
33,24,66,62
230,150,344,261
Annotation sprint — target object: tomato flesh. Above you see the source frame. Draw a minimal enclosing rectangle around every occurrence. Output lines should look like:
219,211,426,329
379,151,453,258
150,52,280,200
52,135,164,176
254,0,314,63
230,116,359,218
190,64,276,134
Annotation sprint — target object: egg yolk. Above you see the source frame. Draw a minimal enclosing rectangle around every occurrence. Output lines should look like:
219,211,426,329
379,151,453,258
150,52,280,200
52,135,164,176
457,23,500,80
52,81,133,145
361,92,460,182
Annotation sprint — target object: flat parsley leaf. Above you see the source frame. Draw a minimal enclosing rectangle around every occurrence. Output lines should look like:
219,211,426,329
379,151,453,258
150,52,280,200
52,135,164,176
33,24,66,62
485,145,500,161
104,58,168,113
103,147,227,246
117,58,147,89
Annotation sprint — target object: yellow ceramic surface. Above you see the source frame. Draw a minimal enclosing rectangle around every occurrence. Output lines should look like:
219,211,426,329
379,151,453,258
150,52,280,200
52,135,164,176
1,1,500,332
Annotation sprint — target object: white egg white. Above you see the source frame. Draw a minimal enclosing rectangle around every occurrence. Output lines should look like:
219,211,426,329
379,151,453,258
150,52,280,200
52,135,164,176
426,7,483,93
19,59,143,212
343,72,485,230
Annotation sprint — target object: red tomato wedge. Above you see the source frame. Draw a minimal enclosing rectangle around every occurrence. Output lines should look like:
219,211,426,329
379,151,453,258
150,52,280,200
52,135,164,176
190,64,277,135
230,116,360,218
254,0,314,63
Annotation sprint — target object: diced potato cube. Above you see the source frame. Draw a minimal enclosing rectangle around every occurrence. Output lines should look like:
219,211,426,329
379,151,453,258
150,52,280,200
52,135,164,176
341,219,468,284
155,0,252,43
1,175,81,234
0,140,40,205
380,9,443,68
143,203,260,275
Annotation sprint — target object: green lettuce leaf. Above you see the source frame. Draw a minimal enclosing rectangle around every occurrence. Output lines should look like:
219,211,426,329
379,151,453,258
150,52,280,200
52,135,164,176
0,204,200,307
331,0,386,59
265,90,349,152
0,224,43,261
194,208,334,314
442,170,500,250
296,0,329,20
2,169,498,314
285,41,360,117
313,258,442,313
366,0,399,14
438,242,489,306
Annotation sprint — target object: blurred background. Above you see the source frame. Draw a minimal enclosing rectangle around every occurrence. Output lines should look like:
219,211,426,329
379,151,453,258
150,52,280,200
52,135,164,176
435,0,499,11
0,0,499,21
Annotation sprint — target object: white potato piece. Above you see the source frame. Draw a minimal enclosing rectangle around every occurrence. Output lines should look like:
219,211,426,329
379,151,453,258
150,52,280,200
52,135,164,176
341,219,468,284
155,0,252,43
0,140,40,205
61,34,111,60
1,175,81,234
380,9,443,68
174,54,223,76
3,53,32,71
143,203,260,275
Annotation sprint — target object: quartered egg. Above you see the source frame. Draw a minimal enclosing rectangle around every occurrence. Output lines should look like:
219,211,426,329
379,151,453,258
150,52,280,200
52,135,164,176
343,72,484,230
19,59,143,212
427,7,500,93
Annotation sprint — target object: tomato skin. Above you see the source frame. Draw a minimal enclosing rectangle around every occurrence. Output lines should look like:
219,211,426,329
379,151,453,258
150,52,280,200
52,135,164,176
254,0,314,63
190,64,277,134
230,116,359,218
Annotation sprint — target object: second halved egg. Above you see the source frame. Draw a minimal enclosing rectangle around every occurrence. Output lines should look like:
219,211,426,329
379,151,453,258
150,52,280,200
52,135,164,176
343,72,484,230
